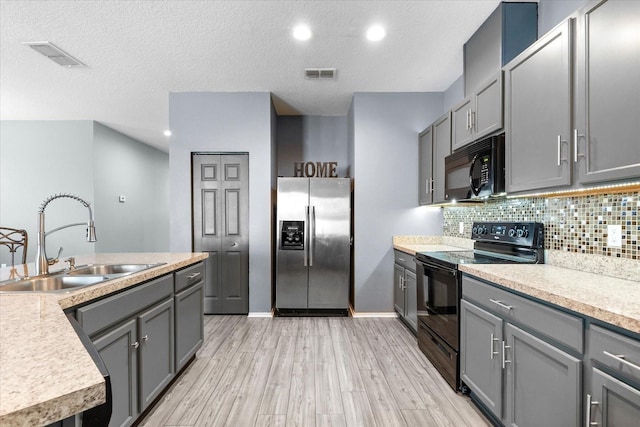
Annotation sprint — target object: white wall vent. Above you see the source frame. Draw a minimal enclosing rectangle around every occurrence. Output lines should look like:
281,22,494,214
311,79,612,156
304,68,336,80
22,41,86,67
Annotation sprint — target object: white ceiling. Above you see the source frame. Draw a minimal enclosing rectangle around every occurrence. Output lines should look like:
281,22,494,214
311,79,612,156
0,0,505,152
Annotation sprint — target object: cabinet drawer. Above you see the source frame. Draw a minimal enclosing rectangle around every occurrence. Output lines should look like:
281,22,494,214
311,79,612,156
462,275,584,353
589,324,640,384
78,274,173,336
394,250,416,272
174,262,205,293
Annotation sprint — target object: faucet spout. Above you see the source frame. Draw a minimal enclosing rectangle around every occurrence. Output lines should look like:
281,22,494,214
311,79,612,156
34,193,97,275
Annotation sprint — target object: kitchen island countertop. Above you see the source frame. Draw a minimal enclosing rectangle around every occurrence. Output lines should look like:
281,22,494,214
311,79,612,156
0,252,208,427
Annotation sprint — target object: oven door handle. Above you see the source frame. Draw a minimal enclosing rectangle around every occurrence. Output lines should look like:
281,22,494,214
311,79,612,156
415,259,457,276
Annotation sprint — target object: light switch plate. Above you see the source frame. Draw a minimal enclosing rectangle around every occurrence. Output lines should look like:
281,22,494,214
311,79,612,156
119,195,126,203
607,224,622,247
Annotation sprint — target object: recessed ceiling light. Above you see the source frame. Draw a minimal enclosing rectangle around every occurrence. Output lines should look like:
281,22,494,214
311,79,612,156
366,25,386,42
293,25,312,41
164,130,172,137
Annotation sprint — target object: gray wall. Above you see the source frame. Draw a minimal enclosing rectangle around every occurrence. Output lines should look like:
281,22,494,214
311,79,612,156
443,74,465,113
539,0,588,36
276,115,349,177
93,122,169,253
351,93,444,313
168,91,274,314
0,120,168,267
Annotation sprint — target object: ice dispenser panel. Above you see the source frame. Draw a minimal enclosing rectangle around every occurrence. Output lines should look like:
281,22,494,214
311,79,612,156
280,220,304,250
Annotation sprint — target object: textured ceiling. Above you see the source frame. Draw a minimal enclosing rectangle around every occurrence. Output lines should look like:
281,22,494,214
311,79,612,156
0,0,504,151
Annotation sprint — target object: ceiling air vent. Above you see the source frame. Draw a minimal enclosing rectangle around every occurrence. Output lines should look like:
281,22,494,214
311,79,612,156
304,68,336,80
23,41,86,67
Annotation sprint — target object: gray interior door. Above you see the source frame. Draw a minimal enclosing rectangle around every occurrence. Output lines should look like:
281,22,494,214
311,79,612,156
192,153,249,314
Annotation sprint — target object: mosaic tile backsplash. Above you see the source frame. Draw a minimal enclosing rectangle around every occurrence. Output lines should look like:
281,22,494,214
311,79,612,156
443,191,639,260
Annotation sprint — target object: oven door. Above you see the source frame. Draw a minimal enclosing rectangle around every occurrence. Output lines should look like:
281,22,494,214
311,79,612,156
416,259,459,351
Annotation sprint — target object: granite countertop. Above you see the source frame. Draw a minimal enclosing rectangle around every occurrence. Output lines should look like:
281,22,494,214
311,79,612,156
392,235,640,336
459,263,640,335
0,252,208,427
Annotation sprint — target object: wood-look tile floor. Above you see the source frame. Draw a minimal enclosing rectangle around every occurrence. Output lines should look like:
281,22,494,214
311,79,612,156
139,315,490,427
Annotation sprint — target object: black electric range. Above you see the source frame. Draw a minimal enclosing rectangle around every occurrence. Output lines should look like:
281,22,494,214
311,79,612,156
413,221,544,390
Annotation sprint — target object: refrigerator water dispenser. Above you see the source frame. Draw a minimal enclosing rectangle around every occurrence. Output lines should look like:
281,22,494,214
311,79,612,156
280,220,304,250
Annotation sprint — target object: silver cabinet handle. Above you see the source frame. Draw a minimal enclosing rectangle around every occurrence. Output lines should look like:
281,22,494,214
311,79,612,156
466,109,469,130
186,272,201,280
603,351,640,371
142,334,149,341
557,135,562,166
574,129,585,163
490,333,500,360
586,393,599,426
132,341,140,349
502,340,511,369
490,299,513,311
425,178,430,194
398,257,407,262
470,110,475,131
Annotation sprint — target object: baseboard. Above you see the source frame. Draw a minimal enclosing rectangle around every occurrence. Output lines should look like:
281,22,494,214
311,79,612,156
349,309,399,318
247,312,273,318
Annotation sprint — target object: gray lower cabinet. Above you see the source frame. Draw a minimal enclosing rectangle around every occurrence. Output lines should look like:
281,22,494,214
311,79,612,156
585,324,640,426
174,281,204,371
461,274,582,426
393,251,417,334
452,71,503,151
92,318,138,427
504,19,573,193
574,0,640,184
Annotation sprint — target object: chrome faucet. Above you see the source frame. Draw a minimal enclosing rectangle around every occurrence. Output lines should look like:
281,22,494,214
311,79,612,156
35,193,97,275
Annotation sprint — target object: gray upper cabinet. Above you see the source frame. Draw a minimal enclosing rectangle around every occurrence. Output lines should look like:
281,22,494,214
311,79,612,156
452,72,504,151
574,0,640,184
505,19,573,193
419,112,451,205
418,126,433,205
464,1,538,97
432,112,451,203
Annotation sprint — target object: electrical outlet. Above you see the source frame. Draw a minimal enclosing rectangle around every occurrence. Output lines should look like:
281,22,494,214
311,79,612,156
459,222,465,234
607,225,622,248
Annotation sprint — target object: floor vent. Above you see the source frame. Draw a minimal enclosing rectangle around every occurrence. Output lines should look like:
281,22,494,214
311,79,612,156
304,68,336,80
23,41,86,67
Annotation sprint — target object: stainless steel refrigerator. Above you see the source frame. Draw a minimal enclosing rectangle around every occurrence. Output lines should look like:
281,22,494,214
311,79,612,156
275,177,351,312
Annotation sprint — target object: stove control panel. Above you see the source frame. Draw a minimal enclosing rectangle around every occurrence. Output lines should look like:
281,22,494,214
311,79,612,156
471,221,543,248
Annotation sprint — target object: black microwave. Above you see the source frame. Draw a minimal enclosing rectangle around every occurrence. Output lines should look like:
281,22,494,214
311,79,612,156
444,134,505,202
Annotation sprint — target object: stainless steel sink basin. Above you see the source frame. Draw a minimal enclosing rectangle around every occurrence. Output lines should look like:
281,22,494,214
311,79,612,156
0,275,110,292
67,263,163,276
0,263,165,293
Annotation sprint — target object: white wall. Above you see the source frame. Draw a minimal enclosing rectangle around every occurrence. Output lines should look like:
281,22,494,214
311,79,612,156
93,122,169,253
351,93,444,313
168,91,274,314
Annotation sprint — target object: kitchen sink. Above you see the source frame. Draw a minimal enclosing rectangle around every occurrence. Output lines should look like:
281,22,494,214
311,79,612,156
0,275,110,292
67,263,164,276
0,263,165,293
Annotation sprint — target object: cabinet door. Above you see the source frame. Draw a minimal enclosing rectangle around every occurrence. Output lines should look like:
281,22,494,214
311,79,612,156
575,0,640,184
505,19,573,193
460,300,503,419
452,97,474,151
138,298,174,412
393,263,405,316
432,112,451,204
404,269,417,333
589,368,640,427
474,72,503,140
503,323,581,427
175,281,204,372
418,127,433,205
93,318,138,427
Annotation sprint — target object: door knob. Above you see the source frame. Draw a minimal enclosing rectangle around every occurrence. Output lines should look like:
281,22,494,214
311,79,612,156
231,242,238,247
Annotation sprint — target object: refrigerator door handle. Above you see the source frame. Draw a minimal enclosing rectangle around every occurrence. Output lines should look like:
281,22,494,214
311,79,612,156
304,206,310,266
310,205,316,267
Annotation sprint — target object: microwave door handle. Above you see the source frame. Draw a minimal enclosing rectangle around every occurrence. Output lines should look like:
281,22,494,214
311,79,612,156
469,154,481,196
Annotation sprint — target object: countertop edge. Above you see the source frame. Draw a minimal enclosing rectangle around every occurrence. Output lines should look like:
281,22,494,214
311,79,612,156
0,253,208,426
